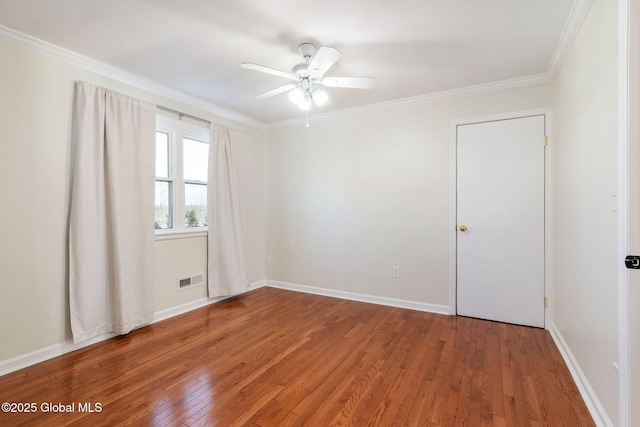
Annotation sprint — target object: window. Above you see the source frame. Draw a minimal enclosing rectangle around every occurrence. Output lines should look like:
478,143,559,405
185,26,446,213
155,131,172,229
155,114,209,234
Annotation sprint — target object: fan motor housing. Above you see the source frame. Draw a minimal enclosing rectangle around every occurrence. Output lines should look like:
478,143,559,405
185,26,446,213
292,63,321,81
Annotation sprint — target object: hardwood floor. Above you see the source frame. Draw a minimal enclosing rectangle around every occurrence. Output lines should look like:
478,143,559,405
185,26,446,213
0,287,594,426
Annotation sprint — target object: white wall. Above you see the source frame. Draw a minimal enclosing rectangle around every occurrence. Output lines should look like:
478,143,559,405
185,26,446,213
552,0,619,424
265,84,553,306
0,38,266,362
629,0,640,423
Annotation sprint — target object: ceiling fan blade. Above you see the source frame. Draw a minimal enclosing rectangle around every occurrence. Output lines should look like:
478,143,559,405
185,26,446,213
321,76,376,89
241,62,297,81
256,83,298,99
308,46,342,75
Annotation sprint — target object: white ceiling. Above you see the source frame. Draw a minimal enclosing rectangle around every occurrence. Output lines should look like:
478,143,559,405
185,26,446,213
0,0,577,125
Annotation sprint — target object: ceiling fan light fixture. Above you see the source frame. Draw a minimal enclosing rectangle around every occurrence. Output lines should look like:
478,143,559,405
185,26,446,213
311,86,329,106
289,86,305,105
298,93,312,111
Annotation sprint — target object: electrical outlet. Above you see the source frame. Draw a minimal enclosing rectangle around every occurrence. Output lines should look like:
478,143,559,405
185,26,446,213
265,255,272,265
392,266,400,278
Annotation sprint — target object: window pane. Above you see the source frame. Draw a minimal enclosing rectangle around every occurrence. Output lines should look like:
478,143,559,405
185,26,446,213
155,180,173,229
156,132,169,178
183,138,208,182
185,183,207,228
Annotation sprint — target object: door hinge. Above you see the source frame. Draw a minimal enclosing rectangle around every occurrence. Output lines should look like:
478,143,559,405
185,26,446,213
543,136,548,146
544,297,548,308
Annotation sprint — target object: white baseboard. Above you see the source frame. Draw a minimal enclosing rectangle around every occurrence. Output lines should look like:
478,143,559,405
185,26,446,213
265,280,450,315
0,280,267,377
0,332,118,378
548,322,613,427
249,279,268,290
153,294,232,323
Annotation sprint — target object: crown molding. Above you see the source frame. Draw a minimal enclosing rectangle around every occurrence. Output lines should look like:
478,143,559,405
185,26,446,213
267,73,552,129
0,24,265,129
547,0,593,80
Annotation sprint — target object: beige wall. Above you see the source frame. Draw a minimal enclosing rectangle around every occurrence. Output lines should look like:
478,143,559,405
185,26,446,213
552,0,619,423
265,84,553,305
0,38,266,361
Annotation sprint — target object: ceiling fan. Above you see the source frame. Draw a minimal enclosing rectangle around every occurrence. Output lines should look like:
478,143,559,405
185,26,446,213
241,43,375,111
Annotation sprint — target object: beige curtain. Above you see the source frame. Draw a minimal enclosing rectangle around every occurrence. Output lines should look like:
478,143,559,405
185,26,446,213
207,124,249,297
69,82,156,343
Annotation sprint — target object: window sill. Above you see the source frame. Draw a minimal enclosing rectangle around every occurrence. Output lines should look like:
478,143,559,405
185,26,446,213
154,228,208,241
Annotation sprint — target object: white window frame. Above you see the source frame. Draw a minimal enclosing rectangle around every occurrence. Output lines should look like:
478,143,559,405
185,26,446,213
155,113,210,239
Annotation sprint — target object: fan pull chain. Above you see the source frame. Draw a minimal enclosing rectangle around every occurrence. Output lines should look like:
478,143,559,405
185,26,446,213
306,110,309,128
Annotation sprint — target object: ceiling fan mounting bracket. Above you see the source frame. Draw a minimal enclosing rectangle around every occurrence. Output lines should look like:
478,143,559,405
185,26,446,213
297,43,316,61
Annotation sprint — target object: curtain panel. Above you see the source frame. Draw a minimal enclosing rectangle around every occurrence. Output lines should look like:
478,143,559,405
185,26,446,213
69,82,156,343
207,124,250,297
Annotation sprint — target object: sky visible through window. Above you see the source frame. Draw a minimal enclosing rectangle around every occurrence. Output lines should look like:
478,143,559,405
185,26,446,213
183,138,208,182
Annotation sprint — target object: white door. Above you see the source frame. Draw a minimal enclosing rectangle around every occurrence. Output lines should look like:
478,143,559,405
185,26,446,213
457,115,545,327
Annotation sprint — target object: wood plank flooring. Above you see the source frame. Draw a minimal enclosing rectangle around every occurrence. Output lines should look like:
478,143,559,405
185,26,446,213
0,287,594,426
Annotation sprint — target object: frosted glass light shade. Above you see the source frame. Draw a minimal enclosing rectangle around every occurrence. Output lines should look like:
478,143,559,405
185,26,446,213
298,94,312,111
289,86,305,105
311,87,328,106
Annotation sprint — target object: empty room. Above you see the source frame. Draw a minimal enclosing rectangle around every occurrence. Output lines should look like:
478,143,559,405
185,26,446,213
0,0,638,425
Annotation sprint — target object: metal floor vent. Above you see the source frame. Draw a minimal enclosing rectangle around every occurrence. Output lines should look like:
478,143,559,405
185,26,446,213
178,273,204,290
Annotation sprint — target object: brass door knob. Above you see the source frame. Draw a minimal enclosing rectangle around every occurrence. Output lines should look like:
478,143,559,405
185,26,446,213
459,225,468,232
